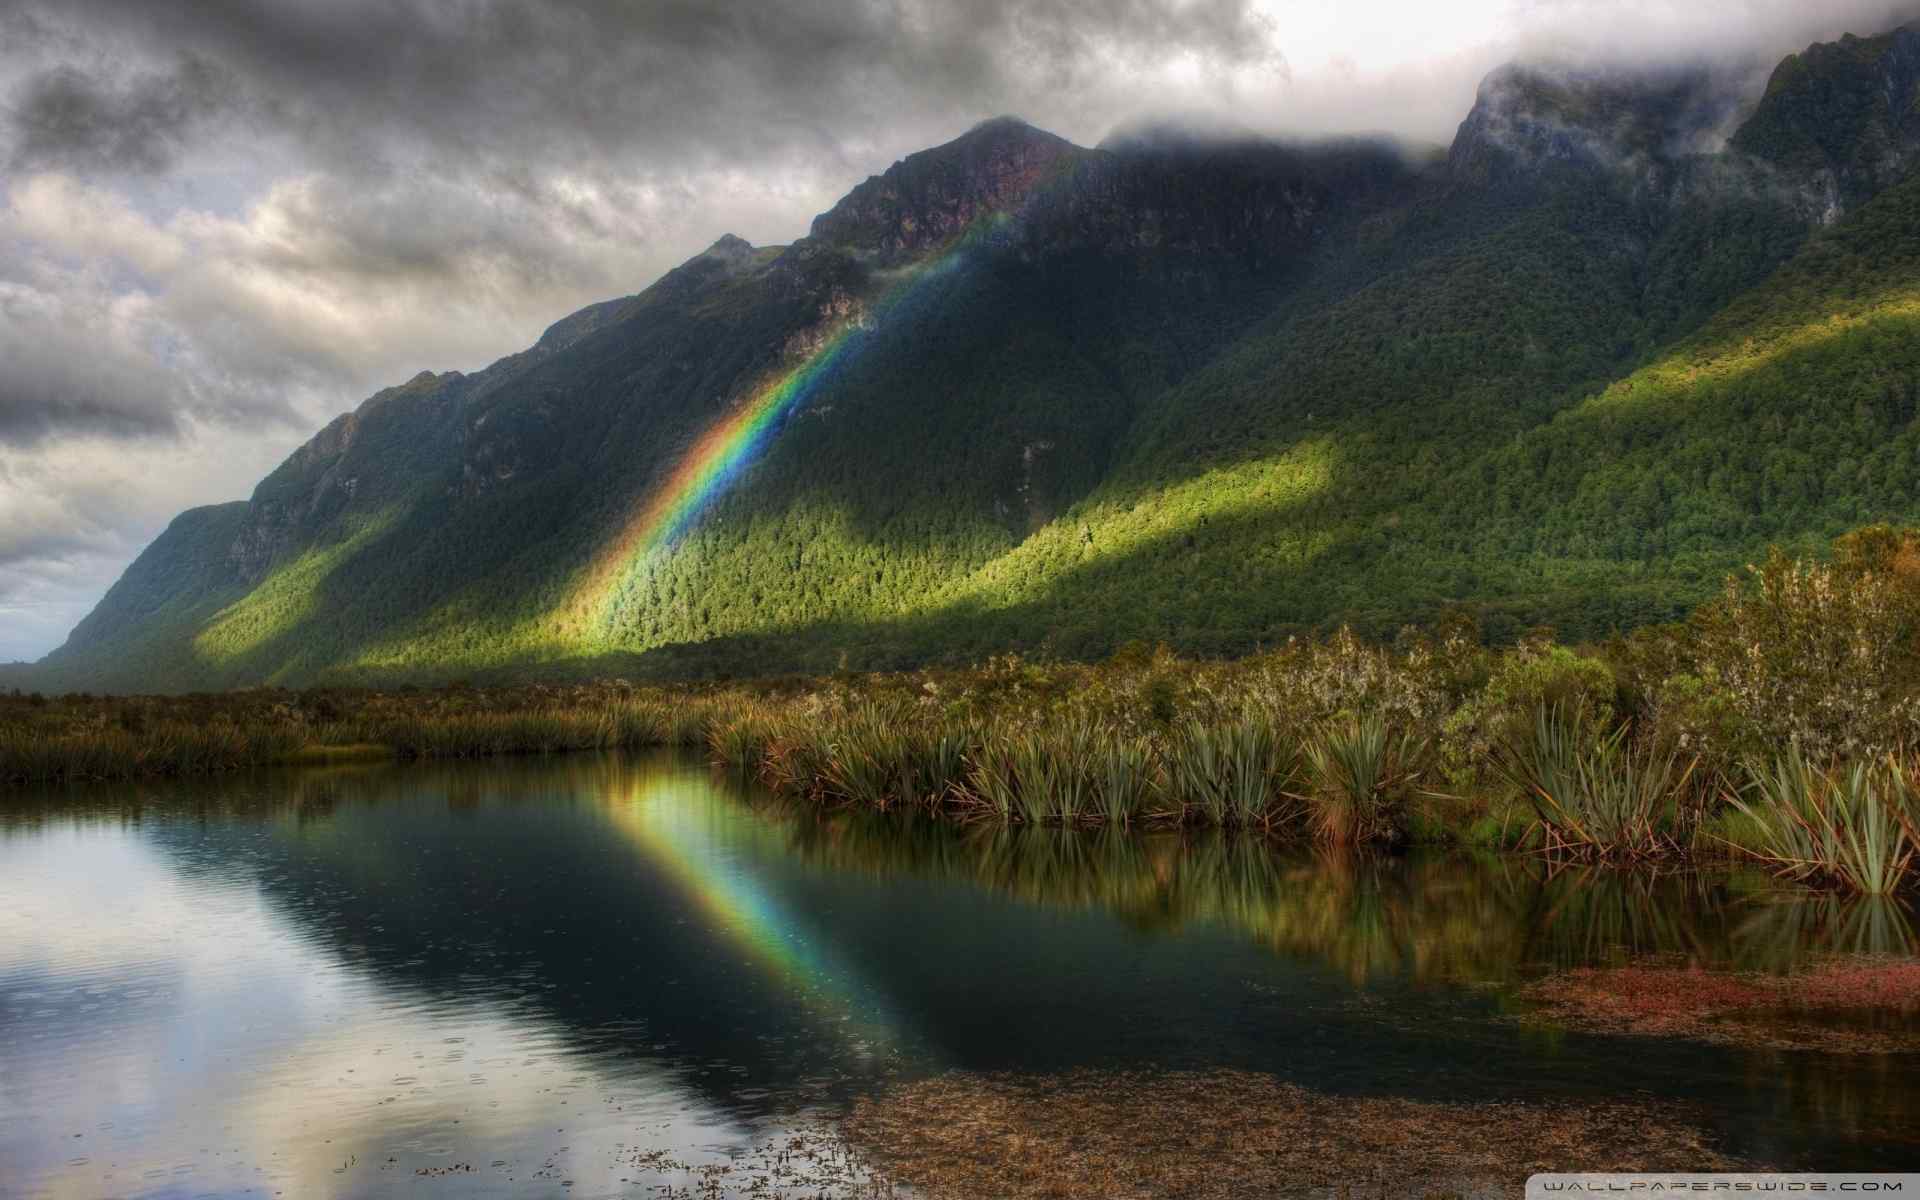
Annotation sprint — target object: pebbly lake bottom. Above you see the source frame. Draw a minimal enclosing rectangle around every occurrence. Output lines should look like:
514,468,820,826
1,749,1916,1198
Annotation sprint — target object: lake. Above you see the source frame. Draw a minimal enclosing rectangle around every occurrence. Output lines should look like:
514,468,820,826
3,750,1916,1197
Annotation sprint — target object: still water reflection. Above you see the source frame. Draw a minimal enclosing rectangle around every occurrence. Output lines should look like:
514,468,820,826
2,750,1916,1197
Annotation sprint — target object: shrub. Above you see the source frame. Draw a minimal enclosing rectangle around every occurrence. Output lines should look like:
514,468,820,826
1493,704,1699,859
1304,713,1430,845
1690,548,1920,759
1725,749,1916,894
1440,637,1617,787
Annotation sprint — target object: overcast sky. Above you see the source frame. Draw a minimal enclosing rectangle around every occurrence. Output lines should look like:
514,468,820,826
1,0,1915,661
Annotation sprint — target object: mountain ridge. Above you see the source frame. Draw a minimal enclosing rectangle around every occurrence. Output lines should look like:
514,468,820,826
29,21,1920,692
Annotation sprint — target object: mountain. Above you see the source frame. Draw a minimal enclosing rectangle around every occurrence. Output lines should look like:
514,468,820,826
32,23,1920,691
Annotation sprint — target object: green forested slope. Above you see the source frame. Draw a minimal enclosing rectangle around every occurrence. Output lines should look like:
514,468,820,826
32,23,1920,690
939,165,1920,659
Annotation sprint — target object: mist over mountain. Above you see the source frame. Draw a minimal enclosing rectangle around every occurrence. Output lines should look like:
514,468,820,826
23,19,1920,691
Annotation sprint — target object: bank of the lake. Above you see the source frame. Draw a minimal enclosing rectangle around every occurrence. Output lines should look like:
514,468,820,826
12,530,1920,893
3,749,1917,1199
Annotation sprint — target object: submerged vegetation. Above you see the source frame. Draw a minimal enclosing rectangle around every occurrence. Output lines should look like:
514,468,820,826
1520,958,1920,1053
9,526,1920,892
840,1069,1751,1199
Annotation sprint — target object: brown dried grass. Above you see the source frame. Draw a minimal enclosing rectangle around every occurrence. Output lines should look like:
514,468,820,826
838,1068,1749,1200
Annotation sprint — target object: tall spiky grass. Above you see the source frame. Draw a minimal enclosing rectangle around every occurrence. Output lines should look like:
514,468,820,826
373,697,686,760
757,723,832,798
784,702,976,810
911,726,975,808
660,701,718,746
817,703,913,808
1092,734,1157,827
706,705,775,769
952,719,1155,825
1304,713,1428,845
0,720,308,782
384,711,583,758
1726,748,1916,894
963,725,1022,820
974,720,1099,824
1163,716,1301,829
1493,705,1697,859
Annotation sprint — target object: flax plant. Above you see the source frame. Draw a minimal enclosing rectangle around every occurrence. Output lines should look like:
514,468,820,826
1164,716,1301,829
1726,747,1916,893
1494,704,1697,860
1304,713,1430,845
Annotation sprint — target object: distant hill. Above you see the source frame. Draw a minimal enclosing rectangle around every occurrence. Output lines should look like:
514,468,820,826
33,23,1920,691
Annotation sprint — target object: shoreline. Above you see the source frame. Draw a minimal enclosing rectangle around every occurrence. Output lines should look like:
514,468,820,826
8,603,1920,896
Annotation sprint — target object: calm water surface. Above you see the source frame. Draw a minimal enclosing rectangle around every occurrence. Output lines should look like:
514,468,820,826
3,750,1917,1197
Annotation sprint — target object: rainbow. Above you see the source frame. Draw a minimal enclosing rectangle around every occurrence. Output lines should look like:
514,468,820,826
600,769,905,1051
569,209,1021,637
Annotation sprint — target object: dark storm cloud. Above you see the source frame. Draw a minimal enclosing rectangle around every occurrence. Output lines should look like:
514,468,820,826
8,57,230,174
0,0,1287,453
0,330,179,444
4,0,1280,179
0,286,306,449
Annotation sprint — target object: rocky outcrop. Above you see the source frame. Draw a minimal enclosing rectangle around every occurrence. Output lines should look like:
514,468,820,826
233,370,466,580
1447,61,1749,187
807,117,1080,262
1731,26,1920,218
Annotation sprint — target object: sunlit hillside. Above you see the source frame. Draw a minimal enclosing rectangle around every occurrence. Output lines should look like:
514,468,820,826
34,23,1920,690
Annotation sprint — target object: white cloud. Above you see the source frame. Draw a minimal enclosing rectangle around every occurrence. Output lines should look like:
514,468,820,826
0,424,307,660
9,173,186,273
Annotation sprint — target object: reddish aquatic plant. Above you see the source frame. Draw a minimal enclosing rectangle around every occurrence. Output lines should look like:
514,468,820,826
1781,958,1920,1012
1523,957,1920,1051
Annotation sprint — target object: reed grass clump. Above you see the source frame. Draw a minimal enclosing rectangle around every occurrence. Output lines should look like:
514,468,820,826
819,708,916,809
707,705,775,769
0,719,307,783
780,702,975,809
384,711,586,758
948,719,1161,826
1303,714,1429,845
661,700,718,746
963,719,1098,824
369,698,673,760
1493,705,1698,860
1162,716,1302,829
757,724,833,798
1092,734,1157,827
1725,748,1917,894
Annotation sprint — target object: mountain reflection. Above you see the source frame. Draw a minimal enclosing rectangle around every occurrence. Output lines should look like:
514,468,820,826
759,793,1918,980
4,749,1917,1198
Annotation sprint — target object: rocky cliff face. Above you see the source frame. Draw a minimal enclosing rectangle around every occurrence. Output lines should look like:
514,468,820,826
1444,35,1920,221
803,116,1416,272
807,117,1081,261
234,369,468,581
227,407,361,585
1446,60,1748,187
1732,26,1920,217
